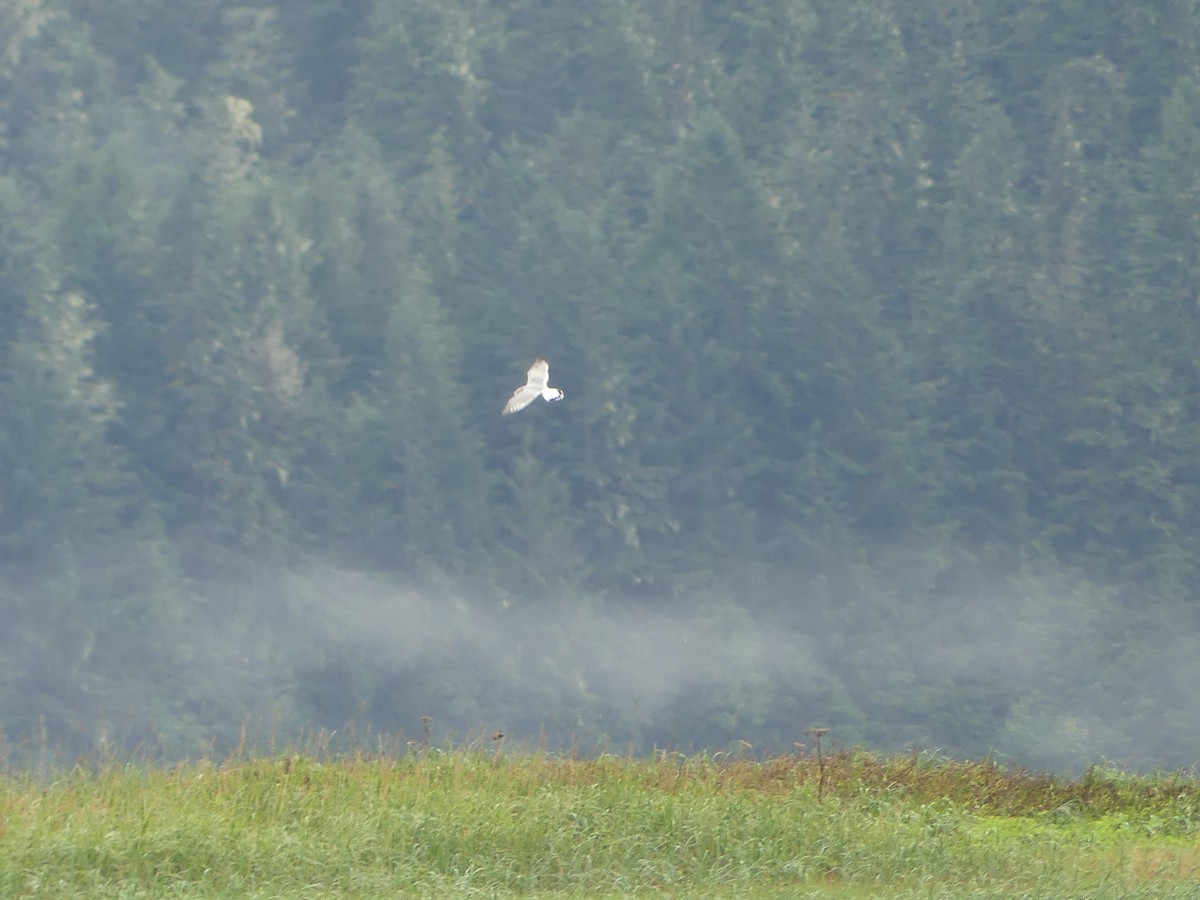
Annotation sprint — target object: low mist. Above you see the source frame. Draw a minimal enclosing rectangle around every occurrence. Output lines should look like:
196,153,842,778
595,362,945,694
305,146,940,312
160,558,1200,775
192,566,818,753
6,538,1199,776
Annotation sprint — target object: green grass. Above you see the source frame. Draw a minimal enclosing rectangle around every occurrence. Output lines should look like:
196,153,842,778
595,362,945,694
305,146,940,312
1,746,1197,897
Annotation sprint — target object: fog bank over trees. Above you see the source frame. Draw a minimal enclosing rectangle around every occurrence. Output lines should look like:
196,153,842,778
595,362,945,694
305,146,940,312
2,0,1200,772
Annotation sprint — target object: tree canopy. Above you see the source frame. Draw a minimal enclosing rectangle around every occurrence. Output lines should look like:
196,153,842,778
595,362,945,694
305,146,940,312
2,0,1199,771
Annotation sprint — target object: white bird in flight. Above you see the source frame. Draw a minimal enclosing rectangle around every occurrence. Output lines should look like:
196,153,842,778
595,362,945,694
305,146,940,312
502,357,564,415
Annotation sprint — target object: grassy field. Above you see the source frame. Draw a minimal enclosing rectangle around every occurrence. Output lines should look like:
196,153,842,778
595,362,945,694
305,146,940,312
1,742,1198,898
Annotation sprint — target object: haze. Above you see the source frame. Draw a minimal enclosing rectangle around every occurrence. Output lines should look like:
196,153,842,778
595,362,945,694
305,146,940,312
2,2,1199,775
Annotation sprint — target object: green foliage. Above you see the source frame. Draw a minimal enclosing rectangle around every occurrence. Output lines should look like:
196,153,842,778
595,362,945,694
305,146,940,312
350,0,488,173
344,267,491,575
0,749,1198,897
4,0,1200,770
0,282,189,751
478,0,658,143
630,111,785,575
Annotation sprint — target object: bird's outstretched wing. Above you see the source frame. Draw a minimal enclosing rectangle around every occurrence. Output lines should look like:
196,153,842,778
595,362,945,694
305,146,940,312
526,357,550,390
502,385,539,415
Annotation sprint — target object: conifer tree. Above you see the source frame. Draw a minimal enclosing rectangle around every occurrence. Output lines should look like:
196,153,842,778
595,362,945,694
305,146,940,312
336,265,491,578
631,111,783,583
923,103,1039,559
0,282,186,748
349,0,488,176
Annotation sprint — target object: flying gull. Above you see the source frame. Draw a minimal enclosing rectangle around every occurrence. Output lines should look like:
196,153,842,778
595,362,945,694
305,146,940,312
502,357,564,415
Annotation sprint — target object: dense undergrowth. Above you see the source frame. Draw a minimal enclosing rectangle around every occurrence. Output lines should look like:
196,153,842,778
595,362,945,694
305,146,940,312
1,742,1197,897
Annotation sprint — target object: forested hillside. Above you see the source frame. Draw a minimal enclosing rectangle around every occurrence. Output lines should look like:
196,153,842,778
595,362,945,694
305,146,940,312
2,0,1199,771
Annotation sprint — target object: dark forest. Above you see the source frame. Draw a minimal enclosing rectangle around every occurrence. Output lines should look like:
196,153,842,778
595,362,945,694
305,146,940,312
2,0,1200,772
